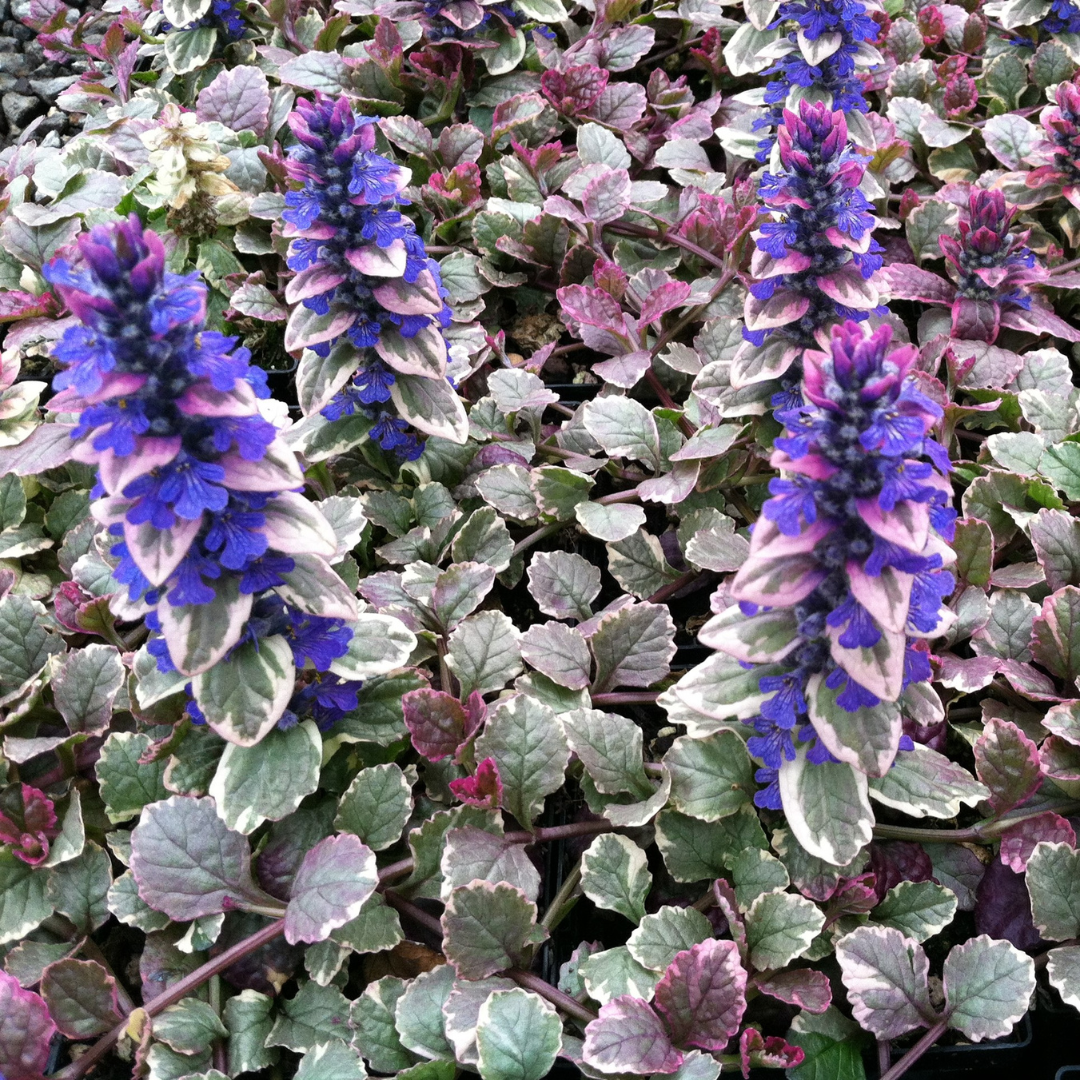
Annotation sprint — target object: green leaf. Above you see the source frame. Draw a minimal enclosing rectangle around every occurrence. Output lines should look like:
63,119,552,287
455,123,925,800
0,851,50,945
778,751,874,867
589,600,676,692
0,473,26,530
447,611,523,697
154,998,228,1055
868,744,988,819
51,644,124,736
872,881,958,943
331,891,403,954
0,595,64,691
192,635,295,747
806,672,902,777
526,551,600,620
394,964,456,1060
581,833,652,924
1026,841,1080,939
209,721,322,834
335,763,412,851
40,958,122,1039
730,849,791,909
294,1041,366,1080
580,945,661,1004
943,936,1035,1041
442,881,546,979
983,52,1028,108
107,870,171,932
665,730,755,822
476,989,562,1080
626,906,712,973
474,694,569,826
531,466,594,520
1046,945,1080,1011
46,842,111,934
745,892,825,970
350,977,413,1072
328,614,417,681
788,1009,868,1080
655,807,767,882
225,990,279,1076
905,199,959,263
164,26,218,74
267,980,350,1052
440,827,541,904
95,732,169,825
158,575,252,677
562,708,653,798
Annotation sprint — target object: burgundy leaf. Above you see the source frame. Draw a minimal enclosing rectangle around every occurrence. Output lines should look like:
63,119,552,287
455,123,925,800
754,968,832,1013
402,688,474,761
541,65,609,115
639,281,692,326
881,263,956,304
999,813,1076,873
739,1028,805,1078
869,842,932,903
653,939,748,1052
0,784,58,866
449,757,503,809
974,858,1041,950
0,971,56,1080
951,296,1000,342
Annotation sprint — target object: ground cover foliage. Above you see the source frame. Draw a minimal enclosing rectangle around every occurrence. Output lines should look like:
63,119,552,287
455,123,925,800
1,0,1080,1077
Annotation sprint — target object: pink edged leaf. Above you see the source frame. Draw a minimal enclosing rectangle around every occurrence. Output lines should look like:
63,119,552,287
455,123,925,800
0,971,56,1080
1001,303,1080,343
176,378,259,417
123,514,202,587
856,497,929,552
739,1028,805,1078
744,289,811,331
374,322,448,379
556,284,623,329
1032,586,1080,684
754,969,832,1014
748,517,834,560
283,264,347,305
652,939,748,1052
730,335,802,388
815,263,879,309
639,281,692,326
973,718,1044,814
283,302,356,352
402,688,477,761
999,812,1076,873
1041,735,1080,787
95,436,181,496
541,64,609,113
834,925,935,1040
1043,700,1080,746
346,239,408,277
40,958,124,1039
582,995,683,1075
593,349,652,389
0,784,57,865
284,833,378,945
218,441,305,492
129,795,269,921
196,64,271,134
997,658,1066,701
934,654,1001,693
713,879,749,965
951,296,1000,342
372,269,444,315
259,492,339,558
807,670,902,777
581,168,632,228
449,756,503,809
847,562,913,635
731,553,827,608
882,263,956,303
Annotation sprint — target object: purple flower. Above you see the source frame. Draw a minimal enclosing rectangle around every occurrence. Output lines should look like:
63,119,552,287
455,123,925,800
288,613,353,671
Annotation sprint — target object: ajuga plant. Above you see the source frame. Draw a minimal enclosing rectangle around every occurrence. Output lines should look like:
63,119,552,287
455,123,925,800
282,94,456,460
42,216,380,742
751,0,883,158
701,320,956,823
1026,74,1080,210
734,101,886,400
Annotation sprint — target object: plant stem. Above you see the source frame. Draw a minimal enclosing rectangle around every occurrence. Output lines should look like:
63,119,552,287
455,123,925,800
541,860,582,932
513,520,564,557
607,222,728,274
51,920,287,1080
383,890,444,937
872,801,1080,844
591,691,662,706
879,1020,948,1080
648,569,700,605
504,968,598,1024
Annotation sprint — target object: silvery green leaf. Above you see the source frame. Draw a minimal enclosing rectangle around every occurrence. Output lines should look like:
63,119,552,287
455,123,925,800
806,671,902,778
476,989,562,1080
268,980,351,1052
872,881,958,943
51,644,123,736
209,721,322,834
772,827,867,903
723,22,781,75
39,958,122,1040
655,807,767,882
153,998,228,1056
395,965,456,1061
531,466,594,519
574,501,647,543
577,123,631,170
474,694,568,825
778,751,874,867
730,849,790,909
46,842,111,934
447,610,523,697
580,945,661,1004
627,906,712,973
329,614,417,681
441,881,545,980
606,529,681,598
520,622,592,690
943,936,1035,1041
561,707,653,797
335,763,412,851
192,636,295,747
391,371,469,444
589,600,676,692
1026,841,1080,939
745,892,824,970
581,833,652,924
868,745,989,819
164,26,218,74
582,398,661,468
665,730,755,821
350,977,413,1072
527,551,601,621
445,977,517,1066
0,595,64,692
95,732,169,825
1046,946,1080,1011
107,870,170,932
162,0,210,26
0,851,51,945
835,926,935,1039
294,1042,366,1080
476,465,540,521
452,507,514,572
